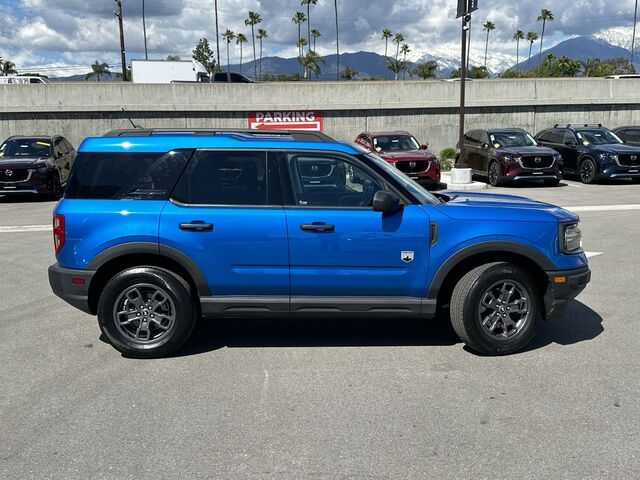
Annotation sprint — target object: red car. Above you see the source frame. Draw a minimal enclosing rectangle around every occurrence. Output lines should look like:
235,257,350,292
355,131,440,185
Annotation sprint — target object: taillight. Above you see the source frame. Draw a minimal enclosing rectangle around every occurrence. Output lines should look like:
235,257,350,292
53,214,65,253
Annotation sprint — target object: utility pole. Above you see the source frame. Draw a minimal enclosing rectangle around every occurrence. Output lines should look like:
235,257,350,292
142,0,148,60
632,0,638,65
457,14,470,170
115,0,127,81
214,0,221,69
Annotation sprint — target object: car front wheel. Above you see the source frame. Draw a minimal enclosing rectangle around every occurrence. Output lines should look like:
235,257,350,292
579,158,597,184
488,161,502,187
97,267,197,358
450,262,541,355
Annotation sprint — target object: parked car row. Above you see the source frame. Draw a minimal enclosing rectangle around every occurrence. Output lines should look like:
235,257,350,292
458,124,640,186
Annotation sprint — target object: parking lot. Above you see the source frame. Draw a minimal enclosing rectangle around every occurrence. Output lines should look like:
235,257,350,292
1,178,639,479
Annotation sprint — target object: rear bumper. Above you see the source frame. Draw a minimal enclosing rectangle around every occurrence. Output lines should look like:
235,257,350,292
544,265,591,319
48,263,96,315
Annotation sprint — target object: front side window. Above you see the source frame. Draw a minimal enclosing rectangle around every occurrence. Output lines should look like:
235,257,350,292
286,153,383,208
0,138,52,158
173,150,278,206
65,150,192,200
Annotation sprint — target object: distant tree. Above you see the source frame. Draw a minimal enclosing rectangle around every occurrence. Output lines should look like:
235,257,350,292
0,59,17,76
544,53,556,75
340,65,358,80
301,0,318,60
513,30,525,71
236,33,248,74
192,37,217,74
301,50,325,79
87,61,110,81
582,57,636,77
311,29,321,51
382,29,393,77
166,55,181,61
257,28,268,79
555,55,581,77
386,57,405,80
526,32,538,70
400,43,411,79
392,33,405,80
413,61,438,79
292,11,307,73
500,68,526,78
537,9,554,63
222,30,236,71
470,65,489,79
482,21,495,69
245,11,262,79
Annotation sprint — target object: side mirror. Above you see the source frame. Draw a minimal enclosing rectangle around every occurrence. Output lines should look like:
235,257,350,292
372,190,402,214
420,144,429,150
481,143,490,150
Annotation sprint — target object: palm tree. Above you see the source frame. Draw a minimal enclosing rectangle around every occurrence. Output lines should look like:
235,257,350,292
236,33,248,74
222,29,236,71
297,37,309,75
334,0,340,80
88,61,110,81
632,0,638,64
400,43,411,79
393,33,405,80
257,29,268,79
537,9,554,64
414,61,438,79
526,32,538,71
1,60,18,75
245,11,262,80
382,29,393,58
545,53,556,75
513,30,525,71
142,0,148,60
301,0,318,57
482,21,495,70
386,58,404,80
311,29,321,51
292,12,307,74
341,66,358,80
301,50,325,79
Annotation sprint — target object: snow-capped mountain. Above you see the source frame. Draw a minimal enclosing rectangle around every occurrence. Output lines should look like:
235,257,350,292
593,27,634,50
415,45,516,76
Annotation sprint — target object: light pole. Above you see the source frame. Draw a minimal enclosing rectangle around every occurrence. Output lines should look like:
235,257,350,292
632,0,638,65
115,0,127,81
142,0,148,60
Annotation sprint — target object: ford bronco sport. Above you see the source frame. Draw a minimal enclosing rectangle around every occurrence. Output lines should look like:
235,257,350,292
49,129,590,358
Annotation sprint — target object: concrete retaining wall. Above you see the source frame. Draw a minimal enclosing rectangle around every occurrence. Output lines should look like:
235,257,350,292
1,78,639,154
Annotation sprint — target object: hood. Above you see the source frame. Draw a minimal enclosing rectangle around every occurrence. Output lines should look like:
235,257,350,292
497,146,557,156
379,150,435,162
594,144,640,154
0,156,49,169
434,191,578,223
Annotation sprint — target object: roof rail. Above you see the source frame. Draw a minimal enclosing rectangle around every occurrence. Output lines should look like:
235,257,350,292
554,123,603,128
102,128,336,143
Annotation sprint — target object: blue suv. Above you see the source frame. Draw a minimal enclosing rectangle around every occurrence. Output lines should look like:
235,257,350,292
48,129,591,357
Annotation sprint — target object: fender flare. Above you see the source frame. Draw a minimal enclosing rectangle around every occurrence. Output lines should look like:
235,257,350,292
427,241,555,302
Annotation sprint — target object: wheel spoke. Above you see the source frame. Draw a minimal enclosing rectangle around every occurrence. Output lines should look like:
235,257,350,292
481,292,498,311
126,288,145,309
150,314,173,330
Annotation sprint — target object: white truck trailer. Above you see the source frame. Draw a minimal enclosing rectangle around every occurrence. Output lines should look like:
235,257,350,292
131,60,210,84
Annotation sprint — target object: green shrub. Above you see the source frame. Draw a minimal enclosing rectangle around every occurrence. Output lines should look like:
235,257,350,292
439,148,456,171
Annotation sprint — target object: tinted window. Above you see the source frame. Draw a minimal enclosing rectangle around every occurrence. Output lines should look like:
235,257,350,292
574,129,623,145
0,138,52,158
63,140,75,152
230,73,244,83
286,153,384,208
373,135,420,151
56,139,69,154
173,150,276,206
563,131,577,144
65,150,192,200
545,130,565,144
213,73,227,82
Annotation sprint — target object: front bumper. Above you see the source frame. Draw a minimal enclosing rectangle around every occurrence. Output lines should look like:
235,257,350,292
504,164,561,182
0,171,51,195
600,163,640,179
543,265,591,319
48,263,96,315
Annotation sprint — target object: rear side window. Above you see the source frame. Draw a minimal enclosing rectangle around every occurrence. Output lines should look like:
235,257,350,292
172,150,280,206
65,150,192,200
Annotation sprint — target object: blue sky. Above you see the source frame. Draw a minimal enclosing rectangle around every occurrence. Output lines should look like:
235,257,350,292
0,0,637,76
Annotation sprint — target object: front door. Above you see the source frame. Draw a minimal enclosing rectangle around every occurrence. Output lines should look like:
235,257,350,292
280,151,431,315
160,149,289,313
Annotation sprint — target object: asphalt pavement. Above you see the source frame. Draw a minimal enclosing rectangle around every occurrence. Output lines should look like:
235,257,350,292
1,180,639,479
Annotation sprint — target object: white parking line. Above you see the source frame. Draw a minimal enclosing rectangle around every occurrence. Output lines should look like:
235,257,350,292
563,204,640,212
585,252,603,259
0,225,51,233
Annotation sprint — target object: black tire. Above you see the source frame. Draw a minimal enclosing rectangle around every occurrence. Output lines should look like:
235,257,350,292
579,157,597,184
50,172,63,200
487,161,502,187
544,178,561,187
97,267,197,358
450,262,541,355
632,178,640,184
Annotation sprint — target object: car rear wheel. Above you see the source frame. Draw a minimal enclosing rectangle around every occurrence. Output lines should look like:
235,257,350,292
450,262,541,355
488,161,502,187
50,172,63,200
97,267,197,358
579,158,597,184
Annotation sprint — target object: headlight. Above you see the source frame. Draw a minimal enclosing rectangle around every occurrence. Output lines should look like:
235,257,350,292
561,223,582,253
599,153,618,162
32,164,50,173
503,155,521,163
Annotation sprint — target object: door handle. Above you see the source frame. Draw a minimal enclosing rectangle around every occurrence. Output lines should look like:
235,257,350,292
179,222,214,232
300,223,335,232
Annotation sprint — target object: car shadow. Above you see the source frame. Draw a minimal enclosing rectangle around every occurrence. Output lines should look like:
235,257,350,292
169,299,602,358
0,194,55,204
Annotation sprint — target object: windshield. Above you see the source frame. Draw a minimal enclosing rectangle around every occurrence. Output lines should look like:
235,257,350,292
362,152,439,205
373,135,420,152
0,138,52,158
575,129,623,146
490,132,537,148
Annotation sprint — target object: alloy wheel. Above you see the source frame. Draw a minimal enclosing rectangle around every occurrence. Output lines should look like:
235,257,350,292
477,280,530,340
580,160,595,183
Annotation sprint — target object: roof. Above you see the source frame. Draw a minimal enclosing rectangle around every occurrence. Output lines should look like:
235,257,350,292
367,131,412,137
78,132,359,154
5,135,55,141
486,128,527,133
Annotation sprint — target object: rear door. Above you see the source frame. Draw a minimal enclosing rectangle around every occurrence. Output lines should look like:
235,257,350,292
159,149,289,313
280,150,431,315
